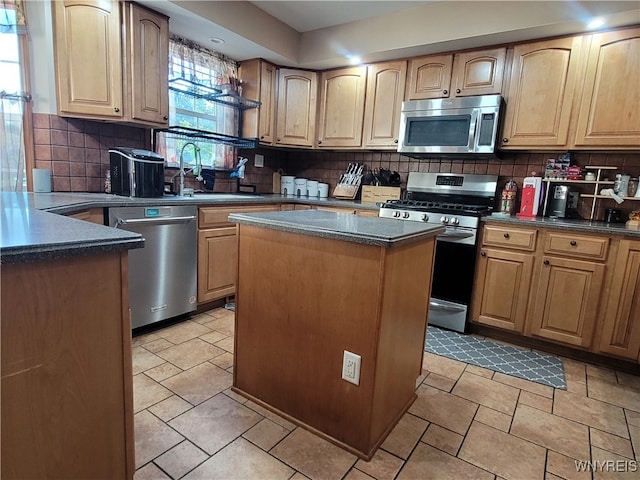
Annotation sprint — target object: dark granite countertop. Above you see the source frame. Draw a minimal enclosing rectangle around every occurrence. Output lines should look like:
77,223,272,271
482,213,640,238
228,209,445,247
1,193,144,264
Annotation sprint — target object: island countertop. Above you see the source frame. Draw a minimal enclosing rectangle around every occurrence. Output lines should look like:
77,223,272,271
228,209,445,247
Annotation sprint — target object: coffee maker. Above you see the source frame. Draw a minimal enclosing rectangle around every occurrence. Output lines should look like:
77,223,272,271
547,185,580,218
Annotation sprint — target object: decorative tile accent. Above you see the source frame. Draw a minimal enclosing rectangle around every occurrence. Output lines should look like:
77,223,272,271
426,326,566,389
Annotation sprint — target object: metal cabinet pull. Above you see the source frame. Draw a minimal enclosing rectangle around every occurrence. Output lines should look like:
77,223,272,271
481,251,486,256
570,240,577,246
503,232,510,239
456,89,461,94
543,259,550,265
443,90,448,95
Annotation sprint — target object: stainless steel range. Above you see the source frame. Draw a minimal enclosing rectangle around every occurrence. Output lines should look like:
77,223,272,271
380,172,498,332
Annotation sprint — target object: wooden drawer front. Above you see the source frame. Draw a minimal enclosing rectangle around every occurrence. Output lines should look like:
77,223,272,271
482,225,537,251
198,205,278,228
544,233,609,260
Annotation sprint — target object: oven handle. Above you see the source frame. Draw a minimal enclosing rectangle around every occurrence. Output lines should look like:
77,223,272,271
429,300,467,314
437,230,475,240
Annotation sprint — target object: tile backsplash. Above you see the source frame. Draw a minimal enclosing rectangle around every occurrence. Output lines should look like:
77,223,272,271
32,113,640,221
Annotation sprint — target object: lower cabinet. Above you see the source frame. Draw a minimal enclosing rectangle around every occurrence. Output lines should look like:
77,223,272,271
597,240,640,359
527,255,605,348
66,208,105,224
472,222,640,362
472,247,534,332
197,205,278,303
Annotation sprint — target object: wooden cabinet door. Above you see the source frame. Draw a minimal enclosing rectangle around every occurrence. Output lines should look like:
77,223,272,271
363,61,407,148
198,227,237,303
125,2,169,126
528,255,604,348
574,27,640,148
471,248,534,332
598,240,640,360
275,68,318,147
501,36,583,149
406,54,453,100
452,47,506,97
317,66,367,148
53,0,123,119
240,59,277,144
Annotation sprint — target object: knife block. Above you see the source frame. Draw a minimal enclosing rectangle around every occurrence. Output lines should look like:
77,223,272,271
333,183,360,199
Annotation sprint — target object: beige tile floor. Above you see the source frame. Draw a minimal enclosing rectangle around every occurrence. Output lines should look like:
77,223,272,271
133,307,640,480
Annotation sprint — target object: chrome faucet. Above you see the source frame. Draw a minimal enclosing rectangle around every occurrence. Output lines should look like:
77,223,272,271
177,142,200,196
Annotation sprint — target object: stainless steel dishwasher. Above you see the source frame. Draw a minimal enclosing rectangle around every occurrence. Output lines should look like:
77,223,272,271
109,205,197,329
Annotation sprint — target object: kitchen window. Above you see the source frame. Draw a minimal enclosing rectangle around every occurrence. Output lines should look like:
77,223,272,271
156,35,239,171
0,0,33,192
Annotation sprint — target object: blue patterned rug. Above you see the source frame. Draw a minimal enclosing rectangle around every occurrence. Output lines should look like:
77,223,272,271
425,326,566,389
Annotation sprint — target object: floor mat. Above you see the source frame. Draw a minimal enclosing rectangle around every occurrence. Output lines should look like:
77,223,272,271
425,326,566,389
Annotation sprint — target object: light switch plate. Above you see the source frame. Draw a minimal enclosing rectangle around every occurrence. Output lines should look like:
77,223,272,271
254,154,264,168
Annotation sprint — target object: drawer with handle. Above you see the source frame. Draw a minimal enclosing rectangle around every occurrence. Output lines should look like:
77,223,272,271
481,225,537,251
543,232,609,260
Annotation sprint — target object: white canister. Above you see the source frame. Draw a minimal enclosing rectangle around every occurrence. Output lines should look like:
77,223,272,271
294,178,307,197
318,183,329,199
33,168,52,193
281,176,295,196
306,180,319,198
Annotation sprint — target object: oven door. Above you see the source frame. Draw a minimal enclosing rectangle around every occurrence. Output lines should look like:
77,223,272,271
429,235,477,332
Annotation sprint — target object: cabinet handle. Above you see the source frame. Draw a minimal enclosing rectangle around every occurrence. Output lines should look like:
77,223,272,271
260,135,265,139
114,107,120,113
276,137,281,142
394,139,398,144
163,115,168,121
503,232,510,239
503,138,509,143
443,90,448,95
318,140,322,144
481,251,486,257
570,240,577,246
543,259,550,265
456,88,461,94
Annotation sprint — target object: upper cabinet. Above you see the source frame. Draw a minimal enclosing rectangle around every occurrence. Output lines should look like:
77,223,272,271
53,0,123,119
500,36,584,149
406,54,453,100
363,61,407,149
406,47,506,100
124,2,169,125
573,27,640,149
317,66,367,148
275,68,318,147
238,59,277,144
52,0,169,127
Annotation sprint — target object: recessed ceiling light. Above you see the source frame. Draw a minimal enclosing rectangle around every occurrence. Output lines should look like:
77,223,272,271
587,18,605,29
209,37,225,45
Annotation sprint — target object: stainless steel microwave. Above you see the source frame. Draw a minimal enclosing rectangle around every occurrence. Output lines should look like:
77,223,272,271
397,94,503,157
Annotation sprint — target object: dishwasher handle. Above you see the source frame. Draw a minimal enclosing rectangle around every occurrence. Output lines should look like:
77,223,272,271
115,215,196,227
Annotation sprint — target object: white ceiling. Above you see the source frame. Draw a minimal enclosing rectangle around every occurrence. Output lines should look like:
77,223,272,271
138,1,640,69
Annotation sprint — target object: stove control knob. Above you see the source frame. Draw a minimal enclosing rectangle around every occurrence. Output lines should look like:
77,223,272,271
393,211,401,218
440,216,449,224
450,217,460,225
421,214,429,222
402,212,410,219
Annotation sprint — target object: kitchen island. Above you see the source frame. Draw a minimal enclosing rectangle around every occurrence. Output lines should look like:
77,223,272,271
1,193,143,479
229,210,444,459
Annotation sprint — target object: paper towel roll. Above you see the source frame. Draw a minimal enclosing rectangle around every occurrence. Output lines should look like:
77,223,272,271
33,169,52,193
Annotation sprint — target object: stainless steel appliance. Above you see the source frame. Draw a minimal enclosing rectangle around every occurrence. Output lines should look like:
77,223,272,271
109,205,197,329
380,172,498,332
109,147,165,198
398,94,503,157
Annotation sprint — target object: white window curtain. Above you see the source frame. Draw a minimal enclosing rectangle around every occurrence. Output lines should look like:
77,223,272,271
1,0,27,192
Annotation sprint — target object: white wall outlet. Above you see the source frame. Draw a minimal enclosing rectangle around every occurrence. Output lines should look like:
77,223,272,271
342,350,361,385
254,154,264,167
